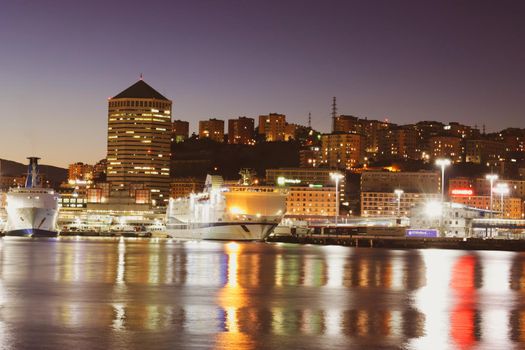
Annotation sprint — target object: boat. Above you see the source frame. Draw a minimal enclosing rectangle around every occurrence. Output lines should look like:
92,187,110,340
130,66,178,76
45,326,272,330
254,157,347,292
166,173,287,241
4,157,59,237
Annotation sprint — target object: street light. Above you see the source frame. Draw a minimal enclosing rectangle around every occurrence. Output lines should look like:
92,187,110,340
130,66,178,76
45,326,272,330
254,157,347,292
493,182,509,218
330,172,344,226
394,189,404,218
485,174,499,218
435,158,451,204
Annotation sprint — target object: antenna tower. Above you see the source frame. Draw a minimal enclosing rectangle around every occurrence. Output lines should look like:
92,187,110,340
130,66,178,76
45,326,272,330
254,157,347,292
331,97,337,132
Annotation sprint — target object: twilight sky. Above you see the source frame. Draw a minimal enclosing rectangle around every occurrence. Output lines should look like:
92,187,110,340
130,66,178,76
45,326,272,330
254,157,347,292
0,0,524,167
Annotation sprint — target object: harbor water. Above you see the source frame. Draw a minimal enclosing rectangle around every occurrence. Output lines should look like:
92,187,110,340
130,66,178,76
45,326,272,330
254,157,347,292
0,238,524,349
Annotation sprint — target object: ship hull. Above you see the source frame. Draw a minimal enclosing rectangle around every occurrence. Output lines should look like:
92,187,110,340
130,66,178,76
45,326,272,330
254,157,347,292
166,222,278,241
5,228,58,238
5,206,59,237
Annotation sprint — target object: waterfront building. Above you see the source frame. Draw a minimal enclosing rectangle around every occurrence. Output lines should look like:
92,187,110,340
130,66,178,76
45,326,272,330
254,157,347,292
228,117,254,144
465,139,506,166
172,120,189,143
106,79,172,206
361,192,441,217
361,170,441,193
199,118,224,142
360,170,441,217
321,132,364,169
286,186,336,217
450,194,522,219
428,136,463,163
258,113,286,141
409,202,483,238
450,176,525,200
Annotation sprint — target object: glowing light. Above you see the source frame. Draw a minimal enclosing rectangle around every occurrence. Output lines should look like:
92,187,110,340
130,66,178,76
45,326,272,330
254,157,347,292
425,201,442,218
451,188,473,196
229,207,245,215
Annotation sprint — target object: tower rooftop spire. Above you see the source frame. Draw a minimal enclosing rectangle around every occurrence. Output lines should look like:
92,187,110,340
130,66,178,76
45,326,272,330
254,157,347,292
112,80,169,100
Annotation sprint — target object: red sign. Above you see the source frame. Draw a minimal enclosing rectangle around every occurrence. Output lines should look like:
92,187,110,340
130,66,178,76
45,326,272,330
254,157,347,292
451,188,473,196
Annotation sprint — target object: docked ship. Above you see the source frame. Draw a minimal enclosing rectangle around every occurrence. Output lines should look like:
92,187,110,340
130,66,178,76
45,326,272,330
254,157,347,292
166,173,287,241
4,157,60,237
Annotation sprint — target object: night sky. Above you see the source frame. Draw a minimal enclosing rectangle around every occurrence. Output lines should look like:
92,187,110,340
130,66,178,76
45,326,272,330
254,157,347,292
1,0,524,167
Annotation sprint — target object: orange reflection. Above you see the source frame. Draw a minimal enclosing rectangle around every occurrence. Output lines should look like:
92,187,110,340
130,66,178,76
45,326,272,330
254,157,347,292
216,243,255,350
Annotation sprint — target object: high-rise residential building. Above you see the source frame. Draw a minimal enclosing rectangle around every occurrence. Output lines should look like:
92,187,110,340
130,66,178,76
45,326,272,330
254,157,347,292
228,117,254,144
333,115,359,133
106,79,172,206
321,133,365,169
172,120,189,143
378,125,420,160
444,122,480,139
465,139,506,166
258,113,286,141
199,118,224,142
428,136,463,163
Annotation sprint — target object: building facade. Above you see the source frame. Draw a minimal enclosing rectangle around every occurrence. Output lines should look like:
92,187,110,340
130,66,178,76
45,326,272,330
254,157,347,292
172,120,189,143
321,133,364,169
228,117,254,144
199,118,224,142
258,113,286,141
106,79,172,206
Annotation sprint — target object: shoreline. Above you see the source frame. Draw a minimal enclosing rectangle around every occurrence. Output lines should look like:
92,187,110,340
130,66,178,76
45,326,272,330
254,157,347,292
266,235,525,252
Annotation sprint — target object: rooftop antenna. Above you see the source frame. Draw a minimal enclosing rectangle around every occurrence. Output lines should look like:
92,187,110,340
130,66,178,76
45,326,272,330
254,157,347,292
308,112,312,128
331,97,337,132
139,73,143,80
482,124,486,135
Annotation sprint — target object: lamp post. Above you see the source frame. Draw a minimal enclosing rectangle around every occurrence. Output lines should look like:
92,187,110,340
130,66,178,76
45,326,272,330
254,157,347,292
493,182,509,219
394,189,404,219
435,159,451,205
435,159,451,233
330,172,344,226
485,174,499,218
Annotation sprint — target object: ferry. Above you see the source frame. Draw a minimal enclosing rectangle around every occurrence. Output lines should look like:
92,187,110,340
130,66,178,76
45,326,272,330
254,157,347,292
4,157,59,237
166,173,286,241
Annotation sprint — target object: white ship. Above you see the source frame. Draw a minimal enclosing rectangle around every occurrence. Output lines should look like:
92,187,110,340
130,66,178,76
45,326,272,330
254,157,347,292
166,174,287,241
4,157,59,237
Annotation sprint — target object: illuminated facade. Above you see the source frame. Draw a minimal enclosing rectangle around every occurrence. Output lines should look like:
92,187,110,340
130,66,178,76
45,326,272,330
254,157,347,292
361,192,441,217
450,195,522,219
428,136,462,163
199,118,224,142
321,133,364,169
106,79,172,206
227,117,254,144
286,186,336,217
172,120,189,143
465,139,506,166
258,113,286,141
68,162,94,182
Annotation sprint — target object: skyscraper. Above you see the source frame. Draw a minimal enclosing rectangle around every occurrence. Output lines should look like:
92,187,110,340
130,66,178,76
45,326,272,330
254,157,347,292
106,79,172,206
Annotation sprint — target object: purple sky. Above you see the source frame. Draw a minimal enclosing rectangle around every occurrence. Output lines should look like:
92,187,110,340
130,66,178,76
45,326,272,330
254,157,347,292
1,0,524,167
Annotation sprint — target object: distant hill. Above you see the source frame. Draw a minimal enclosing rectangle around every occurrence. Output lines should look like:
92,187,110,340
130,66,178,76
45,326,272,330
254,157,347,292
0,159,67,187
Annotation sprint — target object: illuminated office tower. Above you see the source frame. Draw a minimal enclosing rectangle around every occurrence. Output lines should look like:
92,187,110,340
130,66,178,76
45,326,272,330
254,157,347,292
106,79,172,206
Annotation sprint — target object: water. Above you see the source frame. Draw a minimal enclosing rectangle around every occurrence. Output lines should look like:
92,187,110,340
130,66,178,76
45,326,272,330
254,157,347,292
0,238,524,349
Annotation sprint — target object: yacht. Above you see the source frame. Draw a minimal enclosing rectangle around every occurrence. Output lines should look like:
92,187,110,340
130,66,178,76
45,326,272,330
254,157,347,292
166,173,286,241
4,157,59,237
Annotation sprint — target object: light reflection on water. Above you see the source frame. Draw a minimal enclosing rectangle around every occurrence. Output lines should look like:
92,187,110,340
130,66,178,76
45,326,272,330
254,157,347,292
0,239,523,349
